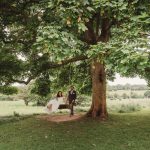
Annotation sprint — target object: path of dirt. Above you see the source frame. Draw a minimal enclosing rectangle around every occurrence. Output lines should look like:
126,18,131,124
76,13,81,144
37,114,84,123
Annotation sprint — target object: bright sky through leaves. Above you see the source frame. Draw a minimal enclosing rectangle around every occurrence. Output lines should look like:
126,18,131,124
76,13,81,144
108,73,147,85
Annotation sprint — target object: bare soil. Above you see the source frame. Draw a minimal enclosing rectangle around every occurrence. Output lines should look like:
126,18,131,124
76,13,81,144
37,114,83,123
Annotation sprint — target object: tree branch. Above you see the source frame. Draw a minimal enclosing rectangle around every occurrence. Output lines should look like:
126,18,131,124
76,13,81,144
47,55,88,68
96,11,100,39
99,17,111,42
84,15,98,44
11,76,34,85
11,55,89,84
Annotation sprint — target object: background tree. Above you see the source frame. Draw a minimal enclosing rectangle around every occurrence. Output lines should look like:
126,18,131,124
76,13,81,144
31,72,51,105
122,93,129,99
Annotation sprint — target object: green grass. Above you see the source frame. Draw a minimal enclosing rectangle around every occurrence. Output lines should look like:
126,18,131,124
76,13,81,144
108,90,147,96
0,111,150,150
1,97,150,117
77,98,150,113
107,98,150,113
0,100,44,117
0,100,150,150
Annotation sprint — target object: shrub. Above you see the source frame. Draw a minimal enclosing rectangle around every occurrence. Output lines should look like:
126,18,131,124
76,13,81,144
0,86,18,95
122,93,129,99
107,94,114,99
130,92,139,99
77,95,91,106
13,111,20,117
144,91,150,98
114,93,119,98
118,104,141,113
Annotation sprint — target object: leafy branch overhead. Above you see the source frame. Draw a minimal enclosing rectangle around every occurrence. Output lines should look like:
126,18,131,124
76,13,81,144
0,0,150,86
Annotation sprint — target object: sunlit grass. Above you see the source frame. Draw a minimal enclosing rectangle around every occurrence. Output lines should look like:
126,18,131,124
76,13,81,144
0,97,150,117
0,100,44,117
108,90,147,96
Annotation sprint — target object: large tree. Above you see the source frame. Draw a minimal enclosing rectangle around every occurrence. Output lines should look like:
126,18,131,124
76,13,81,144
0,0,150,119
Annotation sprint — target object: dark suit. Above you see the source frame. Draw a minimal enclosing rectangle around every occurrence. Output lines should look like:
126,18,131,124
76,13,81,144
68,90,76,115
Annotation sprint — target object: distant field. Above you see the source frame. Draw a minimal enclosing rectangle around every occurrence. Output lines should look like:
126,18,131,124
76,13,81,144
0,89,149,117
77,98,150,113
107,90,147,96
107,98,150,112
0,97,149,117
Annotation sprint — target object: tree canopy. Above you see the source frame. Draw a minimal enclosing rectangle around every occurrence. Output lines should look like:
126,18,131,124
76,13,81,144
0,0,150,90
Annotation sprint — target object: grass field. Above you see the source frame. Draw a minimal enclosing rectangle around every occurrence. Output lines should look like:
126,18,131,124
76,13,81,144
0,100,44,117
0,110,150,150
0,98,150,150
0,97,150,117
108,90,147,96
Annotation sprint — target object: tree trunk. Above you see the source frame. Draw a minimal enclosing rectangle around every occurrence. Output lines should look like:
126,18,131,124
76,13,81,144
85,16,110,119
87,60,108,119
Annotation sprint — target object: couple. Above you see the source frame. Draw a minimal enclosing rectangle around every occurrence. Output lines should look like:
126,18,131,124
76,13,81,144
46,86,77,116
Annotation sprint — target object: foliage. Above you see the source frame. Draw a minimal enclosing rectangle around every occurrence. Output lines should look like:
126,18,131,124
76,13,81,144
17,81,51,106
0,86,18,95
31,73,51,97
122,93,129,99
50,61,92,94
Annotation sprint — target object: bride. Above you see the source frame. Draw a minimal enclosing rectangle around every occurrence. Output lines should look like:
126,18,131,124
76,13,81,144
45,91,65,114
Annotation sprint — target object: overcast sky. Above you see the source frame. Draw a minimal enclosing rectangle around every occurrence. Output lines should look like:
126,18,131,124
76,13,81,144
108,73,147,85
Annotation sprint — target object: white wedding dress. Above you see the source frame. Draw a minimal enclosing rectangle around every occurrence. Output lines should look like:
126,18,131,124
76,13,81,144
45,97,64,114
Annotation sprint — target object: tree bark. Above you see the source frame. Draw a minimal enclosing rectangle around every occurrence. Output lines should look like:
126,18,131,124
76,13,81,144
87,60,108,119
86,17,110,119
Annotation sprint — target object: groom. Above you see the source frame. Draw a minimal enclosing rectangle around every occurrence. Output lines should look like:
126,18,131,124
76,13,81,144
67,86,77,116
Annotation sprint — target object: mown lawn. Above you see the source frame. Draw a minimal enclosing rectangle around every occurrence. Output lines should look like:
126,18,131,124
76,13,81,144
0,111,150,150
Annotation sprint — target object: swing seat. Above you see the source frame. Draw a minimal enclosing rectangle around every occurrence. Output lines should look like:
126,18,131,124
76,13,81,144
58,101,78,109
58,104,69,109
